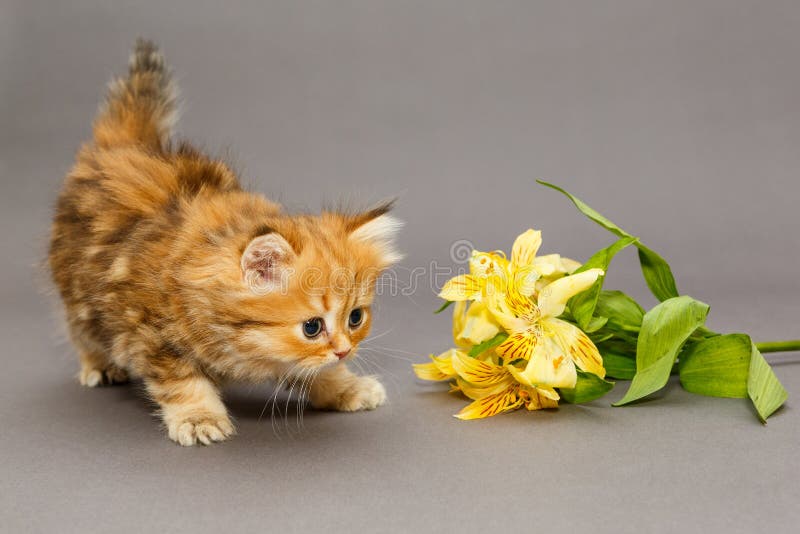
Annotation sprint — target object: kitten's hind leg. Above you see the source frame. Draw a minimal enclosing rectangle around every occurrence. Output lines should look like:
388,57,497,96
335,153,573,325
78,350,129,387
144,365,235,446
309,364,387,412
68,318,129,387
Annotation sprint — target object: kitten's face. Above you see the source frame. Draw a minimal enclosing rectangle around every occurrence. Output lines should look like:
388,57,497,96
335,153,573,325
215,209,401,379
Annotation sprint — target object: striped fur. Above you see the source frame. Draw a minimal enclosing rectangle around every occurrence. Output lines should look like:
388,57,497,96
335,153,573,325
48,40,401,446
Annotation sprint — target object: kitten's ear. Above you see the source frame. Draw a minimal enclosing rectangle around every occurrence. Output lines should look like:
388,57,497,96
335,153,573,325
241,232,296,293
347,202,404,266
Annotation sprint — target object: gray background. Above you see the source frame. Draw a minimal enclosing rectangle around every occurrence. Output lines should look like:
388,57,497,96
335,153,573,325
2,1,799,532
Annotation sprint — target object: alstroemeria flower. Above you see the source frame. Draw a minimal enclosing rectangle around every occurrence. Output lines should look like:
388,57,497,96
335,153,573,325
449,351,558,419
438,251,507,302
439,229,580,302
490,268,607,389
417,228,607,420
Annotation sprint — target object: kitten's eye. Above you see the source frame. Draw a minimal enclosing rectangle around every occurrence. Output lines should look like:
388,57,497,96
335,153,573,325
348,308,364,328
303,318,324,338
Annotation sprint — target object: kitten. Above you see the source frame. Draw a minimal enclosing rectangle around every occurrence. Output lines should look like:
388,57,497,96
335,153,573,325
48,40,402,446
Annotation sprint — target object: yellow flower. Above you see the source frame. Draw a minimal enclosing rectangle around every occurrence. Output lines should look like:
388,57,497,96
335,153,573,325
490,268,607,389
439,229,580,302
418,228,606,420
449,351,558,419
437,251,507,302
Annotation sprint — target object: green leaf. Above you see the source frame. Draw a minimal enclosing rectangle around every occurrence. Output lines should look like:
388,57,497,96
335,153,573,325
601,351,637,380
568,237,638,330
434,301,453,314
597,338,637,358
678,334,751,398
584,315,609,333
594,290,645,332
614,296,709,406
747,344,788,422
468,332,509,357
538,180,680,302
537,180,630,237
559,370,615,404
637,246,679,302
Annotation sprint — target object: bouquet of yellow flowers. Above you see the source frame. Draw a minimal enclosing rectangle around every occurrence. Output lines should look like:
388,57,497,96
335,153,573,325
415,182,795,422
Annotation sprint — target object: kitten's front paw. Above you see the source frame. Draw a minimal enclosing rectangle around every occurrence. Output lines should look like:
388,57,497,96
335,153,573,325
317,376,387,412
165,413,235,446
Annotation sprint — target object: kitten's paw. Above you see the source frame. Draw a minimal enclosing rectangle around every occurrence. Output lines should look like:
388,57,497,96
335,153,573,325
323,376,387,412
79,364,129,387
166,413,235,446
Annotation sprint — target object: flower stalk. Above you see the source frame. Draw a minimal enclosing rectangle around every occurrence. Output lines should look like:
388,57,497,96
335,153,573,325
755,340,800,354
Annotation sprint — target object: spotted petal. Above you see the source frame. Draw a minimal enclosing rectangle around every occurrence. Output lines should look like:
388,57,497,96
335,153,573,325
511,229,543,268
544,318,606,378
508,336,578,389
510,265,540,297
456,377,514,401
451,351,510,386
454,386,524,420
469,251,508,277
496,329,538,362
485,275,537,325
537,268,604,318
439,274,485,301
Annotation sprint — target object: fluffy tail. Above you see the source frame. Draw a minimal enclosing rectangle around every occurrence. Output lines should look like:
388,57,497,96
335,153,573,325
93,39,177,149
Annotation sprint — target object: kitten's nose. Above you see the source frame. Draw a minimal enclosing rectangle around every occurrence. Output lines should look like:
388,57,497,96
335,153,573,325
334,348,351,360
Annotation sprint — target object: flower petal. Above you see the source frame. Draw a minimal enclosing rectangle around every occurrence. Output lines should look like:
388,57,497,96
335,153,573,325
559,257,582,274
454,387,524,419
508,336,578,389
521,386,560,410
413,361,449,381
495,329,538,362
537,268,604,318
432,349,459,376
485,273,538,322
456,377,513,400
533,254,581,277
456,301,501,346
511,265,540,297
469,251,508,277
439,274,484,301
544,318,606,378
451,351,510,386
451,300,478,349
483,280,520,331
452,300,467,342
412,349,459,381
511,229,542,268
534,386,561,401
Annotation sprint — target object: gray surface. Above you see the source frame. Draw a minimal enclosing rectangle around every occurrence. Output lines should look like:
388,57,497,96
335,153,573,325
2,1,799,532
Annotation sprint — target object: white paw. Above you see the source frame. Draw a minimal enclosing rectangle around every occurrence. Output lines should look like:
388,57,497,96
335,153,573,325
79,365,129,387
166,413,235,446
333,376,387,412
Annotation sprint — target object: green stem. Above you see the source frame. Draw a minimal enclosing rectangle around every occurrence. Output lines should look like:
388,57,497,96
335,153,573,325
756,340,800,353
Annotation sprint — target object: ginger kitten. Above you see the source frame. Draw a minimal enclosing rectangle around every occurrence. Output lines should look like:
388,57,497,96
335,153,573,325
48,40,402,446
